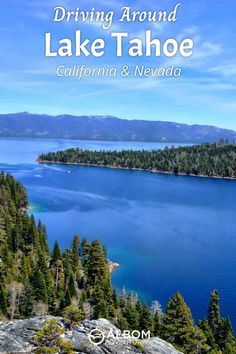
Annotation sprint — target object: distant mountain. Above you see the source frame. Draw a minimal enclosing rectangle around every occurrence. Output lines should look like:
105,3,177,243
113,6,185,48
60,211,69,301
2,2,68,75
0,112,235,143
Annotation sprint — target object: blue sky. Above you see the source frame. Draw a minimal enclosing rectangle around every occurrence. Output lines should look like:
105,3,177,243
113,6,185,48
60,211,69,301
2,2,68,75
0,0,236,129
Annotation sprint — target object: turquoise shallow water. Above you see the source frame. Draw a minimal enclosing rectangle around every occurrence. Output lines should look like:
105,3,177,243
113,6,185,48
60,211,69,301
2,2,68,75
1,138,236,328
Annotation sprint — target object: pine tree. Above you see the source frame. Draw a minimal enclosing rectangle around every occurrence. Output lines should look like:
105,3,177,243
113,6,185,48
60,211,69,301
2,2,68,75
19,281,34,318
112,289,119,309
51,241,64,293
63,287,71,308
37,252,49,286
218,317,236,353
31,269,48,303
11,228,20,252
0,283,7,315
87,240,108,286
47,276,58,315
20,254,31,281
28,215,38,248
161,292,195,352
135,300,143,329
53,258,65,293
103,278,114,317
51,241,62,265
135,300,142,315
139,303,153,333
34,319,73,354
80,239,90,271
93,298,108,319
71,235,81,279
208,289,220,336
189,327,209,353
122,296,139,330
37,220,49,255
117,314,129,331
197,318,216,350
63,249,73,282
68,273,77,299
62,305,84,329
92,285,108,319
153,310,161,336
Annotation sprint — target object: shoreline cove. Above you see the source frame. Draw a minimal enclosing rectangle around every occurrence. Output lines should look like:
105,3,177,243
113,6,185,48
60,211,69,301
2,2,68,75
37,160,236,181
1,138,236,331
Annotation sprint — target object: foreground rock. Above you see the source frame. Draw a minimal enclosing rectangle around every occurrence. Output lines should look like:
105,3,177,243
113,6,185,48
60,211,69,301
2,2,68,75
0,316,183,354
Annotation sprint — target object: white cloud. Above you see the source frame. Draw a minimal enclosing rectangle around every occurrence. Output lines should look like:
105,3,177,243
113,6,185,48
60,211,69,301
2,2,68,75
209,64,236,76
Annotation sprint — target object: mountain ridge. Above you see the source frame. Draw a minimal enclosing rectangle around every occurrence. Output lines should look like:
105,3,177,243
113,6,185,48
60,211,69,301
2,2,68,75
0,112,235,143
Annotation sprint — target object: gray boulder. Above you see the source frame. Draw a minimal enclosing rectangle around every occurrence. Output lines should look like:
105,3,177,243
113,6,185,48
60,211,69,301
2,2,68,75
0,316,183,354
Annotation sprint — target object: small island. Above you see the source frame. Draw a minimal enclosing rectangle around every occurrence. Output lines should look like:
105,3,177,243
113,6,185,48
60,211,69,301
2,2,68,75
38,143,236,179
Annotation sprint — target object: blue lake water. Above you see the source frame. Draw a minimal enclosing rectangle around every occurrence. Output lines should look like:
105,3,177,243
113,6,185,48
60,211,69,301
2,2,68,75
1,138,236,328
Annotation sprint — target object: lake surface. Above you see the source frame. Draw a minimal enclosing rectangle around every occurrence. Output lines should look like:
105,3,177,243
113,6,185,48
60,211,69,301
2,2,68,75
1,138,236,328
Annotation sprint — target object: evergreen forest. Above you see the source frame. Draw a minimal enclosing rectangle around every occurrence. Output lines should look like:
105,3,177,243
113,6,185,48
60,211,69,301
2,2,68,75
38,143,236,178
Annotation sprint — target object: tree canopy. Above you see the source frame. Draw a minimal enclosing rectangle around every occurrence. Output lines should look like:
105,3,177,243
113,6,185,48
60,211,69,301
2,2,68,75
38,143,236,178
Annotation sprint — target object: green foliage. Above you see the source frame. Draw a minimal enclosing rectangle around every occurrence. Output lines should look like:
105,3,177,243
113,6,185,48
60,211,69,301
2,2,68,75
34,319,74,353
92,285,108,319
62,305,84,328
161,292,195,352
0,283,7,315
19,280,34,317
131,340,145,351
68,273,77,299
71,235,81,279
39,143,236,178
198,318,217,350
51,241,62,265
153,310,161,336
80,239,91,271
31,268,48,303
117,314,129,331
208,289,221,340
189,326,210,353
87,240,108,286
63,287,72,308
0,173,112,321
217,317,236,353
122,297,139,330
139,303,153,334
112,289,119,309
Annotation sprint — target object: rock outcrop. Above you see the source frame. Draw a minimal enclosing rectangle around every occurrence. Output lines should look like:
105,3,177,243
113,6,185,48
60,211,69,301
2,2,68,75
0,316,183,354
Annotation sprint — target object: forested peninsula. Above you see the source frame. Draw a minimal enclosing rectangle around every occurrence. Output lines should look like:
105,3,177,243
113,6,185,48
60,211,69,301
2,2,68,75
38,143,236,179
0,173,236,353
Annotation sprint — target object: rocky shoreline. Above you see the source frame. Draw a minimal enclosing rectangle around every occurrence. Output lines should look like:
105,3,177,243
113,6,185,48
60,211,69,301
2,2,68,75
108,260,120,273
38,160,236,181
